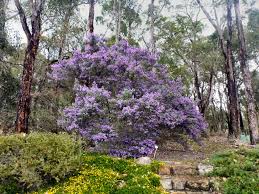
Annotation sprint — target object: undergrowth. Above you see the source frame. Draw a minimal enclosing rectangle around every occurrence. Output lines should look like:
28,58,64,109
210,148,259,194
36,154,166,194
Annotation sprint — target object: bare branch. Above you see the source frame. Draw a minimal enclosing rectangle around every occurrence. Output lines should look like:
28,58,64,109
14,0,32,39
195,0,223,38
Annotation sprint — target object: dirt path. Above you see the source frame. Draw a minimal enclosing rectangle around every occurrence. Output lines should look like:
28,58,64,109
155,135,233,164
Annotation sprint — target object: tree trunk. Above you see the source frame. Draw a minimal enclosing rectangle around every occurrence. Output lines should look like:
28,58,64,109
15,0,45,133
114,0,121,43
16,39,39,133
234,0,258,144
58,8,72,59
84,0,95,52
149,0,155,53
226,0,240,138
218,82,225,131
0,0,6,59
88,0,95,34
196,0,240,138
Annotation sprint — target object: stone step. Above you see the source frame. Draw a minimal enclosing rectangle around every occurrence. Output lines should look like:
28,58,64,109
159,163,198,176
160,175,214,192
171,164,198,176
159,162,213,176
169,191,220,194
160,175,173,190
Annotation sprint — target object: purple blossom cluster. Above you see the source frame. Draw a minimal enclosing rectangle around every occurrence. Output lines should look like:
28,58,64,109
52,39,207,158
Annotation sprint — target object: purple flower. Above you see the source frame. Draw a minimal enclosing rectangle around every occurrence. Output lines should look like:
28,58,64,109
51,37,207,157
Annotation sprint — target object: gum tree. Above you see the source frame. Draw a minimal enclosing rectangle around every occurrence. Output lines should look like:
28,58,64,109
15,0,46,133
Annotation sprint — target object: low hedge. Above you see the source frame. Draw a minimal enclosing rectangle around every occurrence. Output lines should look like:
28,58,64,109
0,132,82,193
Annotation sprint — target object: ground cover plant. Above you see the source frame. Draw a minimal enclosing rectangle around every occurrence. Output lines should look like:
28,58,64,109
209,148,259,194
52,39,207,158
37,154,166,194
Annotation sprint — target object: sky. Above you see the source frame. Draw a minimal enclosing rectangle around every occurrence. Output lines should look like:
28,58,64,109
6,0,259,45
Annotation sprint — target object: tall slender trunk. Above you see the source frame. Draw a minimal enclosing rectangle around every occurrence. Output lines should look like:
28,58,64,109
15,0,45,133
58,7,73,59
149,0,155,53
234,0,258,144
218,82,225,131
193,64,213,115
88,0,95,34
194,64,202,109
84,0,96,53
0,0,6,59
127,22,132,40
226,0,240,138
114,0,121,43
88,0,95,40
196,0,240,138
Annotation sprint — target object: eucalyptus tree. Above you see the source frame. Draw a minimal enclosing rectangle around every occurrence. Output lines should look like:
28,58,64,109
149,0,155,52
100,0,141,42
30,0,87,132
14,0,46,133
157,14,223,119
196,0,240,138
247,8,259,61
0,0,7,60
234,0,258,144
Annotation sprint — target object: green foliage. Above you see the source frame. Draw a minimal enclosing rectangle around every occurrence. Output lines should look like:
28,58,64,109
38,154,165,194
100,0,141,39
247,8,259,59
0,67,19,131
0,133,165,194
0,132,82,193
210,148,259,194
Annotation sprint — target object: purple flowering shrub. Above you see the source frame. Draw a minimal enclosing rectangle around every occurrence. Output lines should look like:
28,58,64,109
52,39,207,158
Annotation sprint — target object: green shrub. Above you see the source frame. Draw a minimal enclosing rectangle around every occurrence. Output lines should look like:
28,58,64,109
210,148,259,194
39,154,166,194
0,132,82,193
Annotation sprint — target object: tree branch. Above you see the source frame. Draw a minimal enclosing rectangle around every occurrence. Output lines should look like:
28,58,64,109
195,0,223,38
14,0,32,40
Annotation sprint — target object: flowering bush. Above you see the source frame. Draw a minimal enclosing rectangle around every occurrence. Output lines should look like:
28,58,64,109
51,38,207,157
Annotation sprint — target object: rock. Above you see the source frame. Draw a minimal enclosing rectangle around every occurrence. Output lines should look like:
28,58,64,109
172,164,197,175
160,176,173,190
197,164,213,175
170,191,186,194
186,192,211,194
136,156,151,165
117,180,126,188
159,165,171,175
172,177,186,190
185,178,210,191
171,192,212,194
